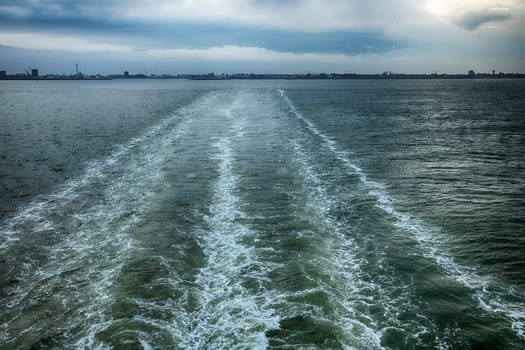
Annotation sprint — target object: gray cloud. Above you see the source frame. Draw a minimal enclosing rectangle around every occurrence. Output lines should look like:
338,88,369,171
0,1,406,55
455,9,512,30
0,0,523,74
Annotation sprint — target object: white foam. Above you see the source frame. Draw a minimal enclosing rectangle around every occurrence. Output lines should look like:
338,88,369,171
290,140,441,349
181,111,280,348
279,88,525,341
0,92,221,348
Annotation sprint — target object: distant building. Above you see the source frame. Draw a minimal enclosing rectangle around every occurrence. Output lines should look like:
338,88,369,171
31,69,39,77
124,70,129,77
468,70,475,77
0,70,6,78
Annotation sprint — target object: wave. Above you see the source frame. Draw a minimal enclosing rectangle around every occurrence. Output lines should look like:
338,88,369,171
278,88,525,341
181,106,280,348
0,93,218,348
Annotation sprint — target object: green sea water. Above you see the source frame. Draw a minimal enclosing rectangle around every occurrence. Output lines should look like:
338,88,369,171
1,79,524,349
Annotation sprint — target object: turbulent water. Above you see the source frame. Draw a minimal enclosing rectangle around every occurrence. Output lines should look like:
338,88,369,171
1,79,524,349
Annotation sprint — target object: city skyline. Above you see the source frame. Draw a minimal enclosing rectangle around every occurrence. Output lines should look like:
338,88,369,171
0,0,524,74
2,67,524,79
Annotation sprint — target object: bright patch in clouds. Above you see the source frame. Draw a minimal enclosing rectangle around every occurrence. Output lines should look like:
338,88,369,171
0,32,130,52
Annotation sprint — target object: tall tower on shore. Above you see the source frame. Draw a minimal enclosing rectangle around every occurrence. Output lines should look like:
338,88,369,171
75,64,79,75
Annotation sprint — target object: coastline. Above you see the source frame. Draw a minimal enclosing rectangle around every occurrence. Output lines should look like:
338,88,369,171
2,72,524,81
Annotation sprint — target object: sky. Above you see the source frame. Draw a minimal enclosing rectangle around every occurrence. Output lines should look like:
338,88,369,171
0,0,524,75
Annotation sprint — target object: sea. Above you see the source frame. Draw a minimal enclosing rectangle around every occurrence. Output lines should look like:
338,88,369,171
0,79,524,349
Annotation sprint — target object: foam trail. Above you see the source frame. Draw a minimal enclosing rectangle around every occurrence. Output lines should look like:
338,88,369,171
0,93,216,348
181,107,279,349
291,140,385,349
71,118,192,348
0,93,209,251
279,88,525,340
292,139,446,348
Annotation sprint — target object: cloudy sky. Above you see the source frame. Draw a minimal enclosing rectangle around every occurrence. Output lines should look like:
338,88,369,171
0,0,524,74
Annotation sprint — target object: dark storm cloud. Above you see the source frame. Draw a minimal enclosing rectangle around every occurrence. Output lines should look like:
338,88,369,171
0,1,404,55
455,10,512,31
0,0,126,14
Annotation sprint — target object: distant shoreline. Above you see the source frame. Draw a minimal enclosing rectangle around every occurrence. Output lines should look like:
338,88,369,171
1,72,524,81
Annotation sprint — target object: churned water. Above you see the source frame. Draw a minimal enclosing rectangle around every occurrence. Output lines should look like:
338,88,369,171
1,79,524,349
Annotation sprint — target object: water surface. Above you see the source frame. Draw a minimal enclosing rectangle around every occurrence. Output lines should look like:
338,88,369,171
1,79,524,349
